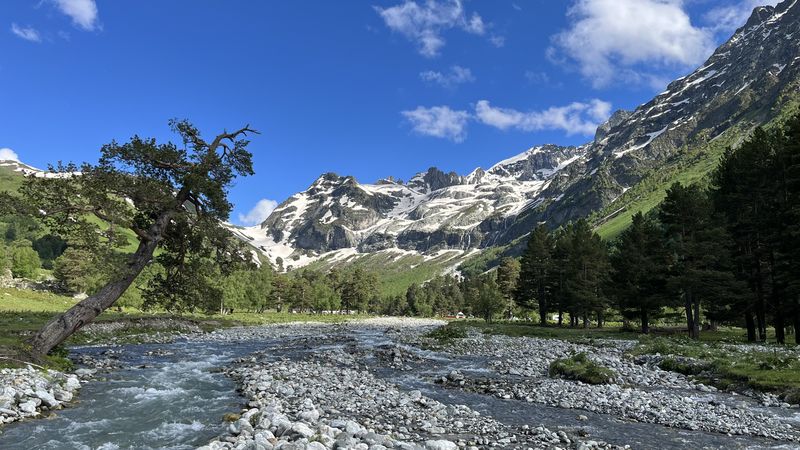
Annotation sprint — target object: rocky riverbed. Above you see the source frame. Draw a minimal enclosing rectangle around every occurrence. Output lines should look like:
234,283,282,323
433,331,799,440
199,319,623,450
1,318,798,450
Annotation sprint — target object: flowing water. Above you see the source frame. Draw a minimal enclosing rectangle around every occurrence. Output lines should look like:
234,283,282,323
0,326,797,450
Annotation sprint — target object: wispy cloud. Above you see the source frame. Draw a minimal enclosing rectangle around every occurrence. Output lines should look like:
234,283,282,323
238,199,279,226
525,71,550,85
53,0,99,31
402,106,470,142
475,99,611,136
403,98,612,142
420,65,475,88
374,0,487,57
0,148,20,161
551,0,716,88
489,34,505,48
10,23,41,42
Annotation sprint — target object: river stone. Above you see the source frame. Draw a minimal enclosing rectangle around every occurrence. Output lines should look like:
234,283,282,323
34,389,59,408
65,375,81,391
0,395,13,409
335,432,359,448
424,440,457,450
254,432,275,450
230,418,255,436
54,389,73,402
298,409,319,422
305,442,326,450
291,422,314,438
18,400,37,414
345,420,365,436
272,417,293,436
74,368,96,378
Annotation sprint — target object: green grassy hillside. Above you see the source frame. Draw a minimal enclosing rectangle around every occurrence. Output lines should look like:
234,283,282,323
594,97,800,240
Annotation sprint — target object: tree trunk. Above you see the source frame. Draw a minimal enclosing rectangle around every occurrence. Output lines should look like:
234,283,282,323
692,298,701,340
641,308,650,334
745,312,756,342
27,238,158,355
557,310,563,326
684,289,695,339
755,257,768,342
775,314,786,345
538,298,548,326
794,299,800,346
582,312,589,329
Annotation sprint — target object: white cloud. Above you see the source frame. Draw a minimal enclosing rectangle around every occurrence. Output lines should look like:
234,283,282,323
525,71,550,84
10,24,41,42
475,99,612,136
489,34,505,48
238,199,279,226
0,148,20,161
420,65,475,88
374,0,487,57
704,1,780,35
552,0,716,88
53,0,99,31
402,106,470,142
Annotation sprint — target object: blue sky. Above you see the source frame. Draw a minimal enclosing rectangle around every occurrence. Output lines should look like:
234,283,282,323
0,0,778,225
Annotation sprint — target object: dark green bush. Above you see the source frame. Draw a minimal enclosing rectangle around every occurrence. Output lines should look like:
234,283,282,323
549,352,616,385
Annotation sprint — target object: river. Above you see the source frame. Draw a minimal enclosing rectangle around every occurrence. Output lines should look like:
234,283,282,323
0,323,797,449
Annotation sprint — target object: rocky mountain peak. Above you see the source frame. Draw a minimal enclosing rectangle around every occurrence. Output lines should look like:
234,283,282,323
407,167,464,193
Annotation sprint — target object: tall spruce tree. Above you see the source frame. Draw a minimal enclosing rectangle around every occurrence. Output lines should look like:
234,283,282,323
659,183,739,339
610,212,669,334
516,225,555,325
560,220,609,328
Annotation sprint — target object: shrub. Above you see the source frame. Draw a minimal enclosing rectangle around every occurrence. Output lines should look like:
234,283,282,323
426,324,467,342
10,243,41,279
549,352,616,385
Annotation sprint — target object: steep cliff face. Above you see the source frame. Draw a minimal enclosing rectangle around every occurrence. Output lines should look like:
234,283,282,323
235,1,800,271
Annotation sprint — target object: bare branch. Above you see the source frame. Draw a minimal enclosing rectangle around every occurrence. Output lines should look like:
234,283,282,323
208,125,259,153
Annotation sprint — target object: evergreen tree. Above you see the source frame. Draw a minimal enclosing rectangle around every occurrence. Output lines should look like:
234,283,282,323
711,128,776,341
516,225,555,324
496,257,520,318
340,267,377,313
469,274,505,323
16,120,257,355
659,183,740,339
610,212,670,333
560,220,609,328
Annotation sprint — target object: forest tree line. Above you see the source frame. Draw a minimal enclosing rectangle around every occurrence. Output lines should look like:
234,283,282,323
512,115,800,344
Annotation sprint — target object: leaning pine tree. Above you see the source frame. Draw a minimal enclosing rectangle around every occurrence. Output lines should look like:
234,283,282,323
20,120,258,356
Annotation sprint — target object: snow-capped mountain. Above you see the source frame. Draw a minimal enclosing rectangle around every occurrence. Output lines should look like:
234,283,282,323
236,0,800,271
232,144,585,270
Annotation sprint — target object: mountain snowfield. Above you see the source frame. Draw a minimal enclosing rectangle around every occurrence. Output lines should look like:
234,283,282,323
235,0,800,273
